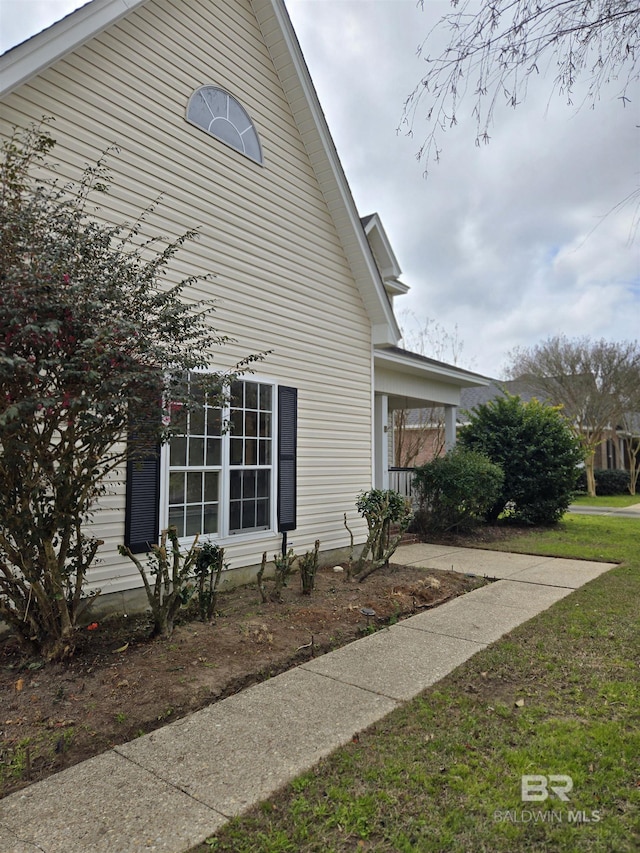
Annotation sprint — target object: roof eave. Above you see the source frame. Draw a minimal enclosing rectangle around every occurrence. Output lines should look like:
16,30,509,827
374,347,490,388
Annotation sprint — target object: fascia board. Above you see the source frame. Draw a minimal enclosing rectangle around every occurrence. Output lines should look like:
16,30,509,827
0,0,148,98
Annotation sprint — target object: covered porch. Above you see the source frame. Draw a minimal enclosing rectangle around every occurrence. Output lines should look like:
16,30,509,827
373,346,489,490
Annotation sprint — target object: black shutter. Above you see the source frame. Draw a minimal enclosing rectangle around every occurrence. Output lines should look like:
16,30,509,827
277,386,297,533
124,449,160,553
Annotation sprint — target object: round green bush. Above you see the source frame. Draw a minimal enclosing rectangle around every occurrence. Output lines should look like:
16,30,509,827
412,446,504,534
458,395,584,525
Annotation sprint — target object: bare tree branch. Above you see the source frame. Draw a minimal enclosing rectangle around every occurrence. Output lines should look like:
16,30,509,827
402,0,640,172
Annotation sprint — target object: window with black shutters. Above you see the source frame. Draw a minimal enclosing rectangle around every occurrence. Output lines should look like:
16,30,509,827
125,377,297,545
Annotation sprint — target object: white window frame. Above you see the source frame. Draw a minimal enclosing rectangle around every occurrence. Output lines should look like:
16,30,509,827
159,373,278,545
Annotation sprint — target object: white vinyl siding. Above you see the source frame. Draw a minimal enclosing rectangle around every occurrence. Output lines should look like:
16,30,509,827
0,0,372,593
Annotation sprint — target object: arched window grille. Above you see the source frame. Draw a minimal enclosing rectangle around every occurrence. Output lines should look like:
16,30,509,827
187,86,263,164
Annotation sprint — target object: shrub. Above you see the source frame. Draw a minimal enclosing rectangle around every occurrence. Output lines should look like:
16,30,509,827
194,542,227,621
355,489,412,580
458,395,584,525
119,528,200,638
575,468,630,496
412,446,504,534
299,540,320,595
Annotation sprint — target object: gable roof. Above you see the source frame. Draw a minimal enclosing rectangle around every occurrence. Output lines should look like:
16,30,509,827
0,0,401,346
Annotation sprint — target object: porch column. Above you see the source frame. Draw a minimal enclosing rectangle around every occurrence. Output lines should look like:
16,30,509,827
374,393,389,489
444,404,457,452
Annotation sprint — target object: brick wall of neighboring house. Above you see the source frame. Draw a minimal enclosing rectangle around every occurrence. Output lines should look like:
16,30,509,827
391,424,446,468
407,428,446,467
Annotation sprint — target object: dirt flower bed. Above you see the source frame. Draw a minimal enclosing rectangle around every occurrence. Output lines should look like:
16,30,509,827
0,561,485,798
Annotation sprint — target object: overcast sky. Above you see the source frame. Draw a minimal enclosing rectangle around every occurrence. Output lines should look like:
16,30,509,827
1,0,638,377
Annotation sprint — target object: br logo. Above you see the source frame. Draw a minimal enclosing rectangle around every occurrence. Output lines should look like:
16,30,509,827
521,775,573,802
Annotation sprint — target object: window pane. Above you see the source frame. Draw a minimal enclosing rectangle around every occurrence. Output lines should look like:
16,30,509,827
190,404,205,436
245,411,258,437
187,93,212,129
256,498,269,527
206,438,221,466
189,437,204,467
169,472,184,505
187,472,202,503
170,436,187,467
242,501,256,530
185,505,201,537
207,409,222,436
201,86,227,118
257,470,270,498
259,439,271,465
259,412,271,437
228,98,251,134
243,470,257,498
169,376,274,540
259,384,272,411
245,382,258,409
243,132,261,164
230,409,243,434
204,471,219,502
230,438,243,465
245,439,257,465
230,381,243,408
229,501,241,532
168,506,184,538
211,117,243,150
230,470,242,500
203,504,218,534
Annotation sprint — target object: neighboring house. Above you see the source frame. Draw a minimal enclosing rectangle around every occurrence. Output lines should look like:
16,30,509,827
0,0,487,604
395,377,635,472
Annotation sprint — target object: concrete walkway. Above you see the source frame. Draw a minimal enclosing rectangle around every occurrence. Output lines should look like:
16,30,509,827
0,545,617,853
567,501,640,518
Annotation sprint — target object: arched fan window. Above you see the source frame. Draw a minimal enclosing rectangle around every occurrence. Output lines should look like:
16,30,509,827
187,86,263,164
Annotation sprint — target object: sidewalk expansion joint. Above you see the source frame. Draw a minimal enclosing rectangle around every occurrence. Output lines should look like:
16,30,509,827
297,666,404,705
500,578,574,589
111,746,232,819
397,623,490,646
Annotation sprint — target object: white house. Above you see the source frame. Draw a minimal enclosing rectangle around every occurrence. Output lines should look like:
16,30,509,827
0,0,487,605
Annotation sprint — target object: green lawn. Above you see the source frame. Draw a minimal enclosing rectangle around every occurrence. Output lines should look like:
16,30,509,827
191,516,640,853
571,493,639,508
